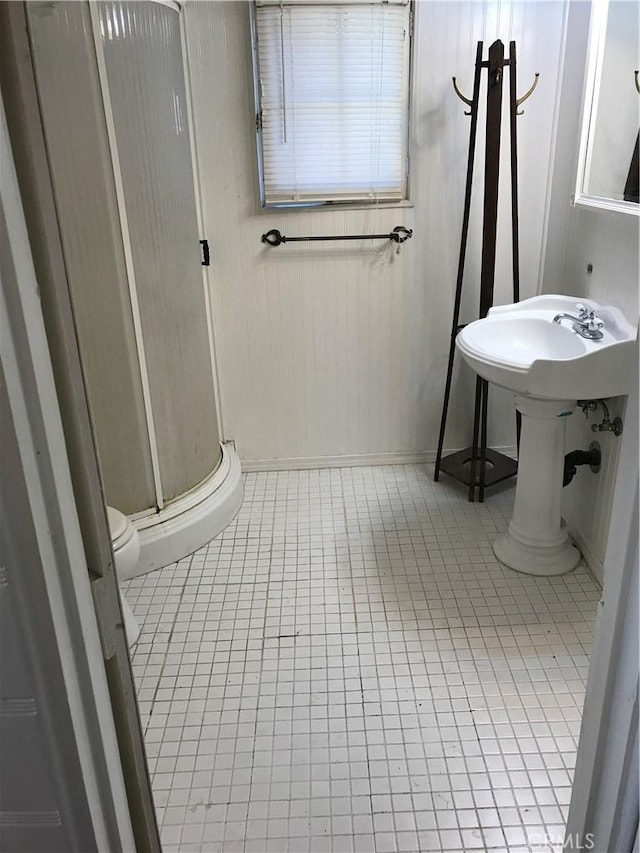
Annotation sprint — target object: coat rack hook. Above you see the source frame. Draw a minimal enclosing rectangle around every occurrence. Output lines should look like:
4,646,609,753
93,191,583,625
635,70,640,94
515,72,540,115
452,76,473,115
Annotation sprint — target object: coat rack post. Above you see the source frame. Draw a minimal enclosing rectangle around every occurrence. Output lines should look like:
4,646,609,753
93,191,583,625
435,39,538,501
434,41,484,484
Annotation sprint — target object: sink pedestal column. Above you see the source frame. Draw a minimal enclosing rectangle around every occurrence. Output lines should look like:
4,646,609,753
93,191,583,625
493,395,581,576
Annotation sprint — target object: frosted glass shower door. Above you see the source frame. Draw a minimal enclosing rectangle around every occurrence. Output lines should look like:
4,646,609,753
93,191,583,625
99,1,220,503
25,1,159,516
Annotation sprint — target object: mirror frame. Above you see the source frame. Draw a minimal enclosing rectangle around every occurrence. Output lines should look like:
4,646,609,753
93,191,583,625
574,0,640,216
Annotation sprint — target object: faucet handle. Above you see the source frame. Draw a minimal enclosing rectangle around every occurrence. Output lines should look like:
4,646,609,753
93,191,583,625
576,303,589,319
587,313,604,331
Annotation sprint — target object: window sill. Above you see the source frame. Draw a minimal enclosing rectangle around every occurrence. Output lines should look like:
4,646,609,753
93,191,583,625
258,199,415,214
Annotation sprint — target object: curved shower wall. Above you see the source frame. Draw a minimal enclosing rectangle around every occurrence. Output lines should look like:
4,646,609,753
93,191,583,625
98,0,221,504
27,1,157,515
27,0,240,571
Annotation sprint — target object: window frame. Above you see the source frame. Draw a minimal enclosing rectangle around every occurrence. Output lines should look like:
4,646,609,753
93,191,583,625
249,0,416,211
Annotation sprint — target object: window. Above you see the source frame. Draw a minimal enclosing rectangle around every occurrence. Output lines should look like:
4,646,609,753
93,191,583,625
251,0,412,207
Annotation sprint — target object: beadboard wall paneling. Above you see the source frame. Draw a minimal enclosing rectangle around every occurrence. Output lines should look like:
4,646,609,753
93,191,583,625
186,1,567,465
542,1,639,581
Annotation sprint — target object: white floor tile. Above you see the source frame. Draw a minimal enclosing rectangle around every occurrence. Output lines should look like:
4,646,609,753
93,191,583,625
123,465,600,852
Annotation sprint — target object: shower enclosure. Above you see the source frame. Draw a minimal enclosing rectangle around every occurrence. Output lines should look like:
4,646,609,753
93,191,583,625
26,0,242,574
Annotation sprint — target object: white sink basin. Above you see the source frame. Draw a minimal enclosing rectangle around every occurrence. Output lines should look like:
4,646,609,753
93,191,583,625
456,295,636,399
455,294,637,578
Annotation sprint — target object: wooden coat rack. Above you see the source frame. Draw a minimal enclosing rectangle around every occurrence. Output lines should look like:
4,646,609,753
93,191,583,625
434,39,539,502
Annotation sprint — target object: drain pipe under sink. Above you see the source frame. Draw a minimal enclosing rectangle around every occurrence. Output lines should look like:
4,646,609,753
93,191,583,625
563,441,602,487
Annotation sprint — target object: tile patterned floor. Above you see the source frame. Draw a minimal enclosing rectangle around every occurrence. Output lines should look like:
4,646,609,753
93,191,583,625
123,465,601,853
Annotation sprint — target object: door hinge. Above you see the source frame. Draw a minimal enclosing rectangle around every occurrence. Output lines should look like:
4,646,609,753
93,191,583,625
90,575,120,660
256,110,263,132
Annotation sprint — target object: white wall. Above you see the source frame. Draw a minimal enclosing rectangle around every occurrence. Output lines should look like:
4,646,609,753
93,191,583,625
542,1,639,583
186,1,567,467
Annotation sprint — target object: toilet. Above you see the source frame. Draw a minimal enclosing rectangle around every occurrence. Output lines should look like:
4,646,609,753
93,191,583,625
107,506,141,648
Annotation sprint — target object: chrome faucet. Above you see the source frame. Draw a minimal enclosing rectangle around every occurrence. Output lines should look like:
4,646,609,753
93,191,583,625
552,303,604,340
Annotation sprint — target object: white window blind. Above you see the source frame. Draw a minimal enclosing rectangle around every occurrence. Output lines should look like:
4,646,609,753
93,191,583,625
253,0,411,206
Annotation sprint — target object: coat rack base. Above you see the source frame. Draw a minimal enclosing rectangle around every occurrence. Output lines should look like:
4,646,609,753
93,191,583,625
438,447,517,493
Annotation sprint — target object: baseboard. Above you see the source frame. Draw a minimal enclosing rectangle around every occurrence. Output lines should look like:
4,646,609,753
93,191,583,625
124,443,243,578
566,520,604,587
241,446,518,473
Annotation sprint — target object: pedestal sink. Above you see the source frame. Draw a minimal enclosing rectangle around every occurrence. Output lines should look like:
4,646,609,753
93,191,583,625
456,294,636,576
